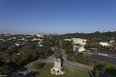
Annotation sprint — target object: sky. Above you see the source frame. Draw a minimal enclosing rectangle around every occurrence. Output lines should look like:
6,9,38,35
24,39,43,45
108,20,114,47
0,0,116,34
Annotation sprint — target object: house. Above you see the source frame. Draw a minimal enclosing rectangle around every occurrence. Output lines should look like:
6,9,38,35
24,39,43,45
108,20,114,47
18,38,27,41
38,38,43,42
15,42,25,46
89,48,97,51
12,37,16,39
31,38,38,41
31,38,43,42
64,39,71,41
99,42,111,47
73,45,85,52
71,38,87,46
110,40,115,43
37,42,41,44
36,34,43,37
7,38,12,41
39,44,43,47
0,39,4,41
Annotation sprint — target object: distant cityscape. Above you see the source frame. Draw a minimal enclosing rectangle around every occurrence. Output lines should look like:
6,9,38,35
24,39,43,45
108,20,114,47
0,0,116,77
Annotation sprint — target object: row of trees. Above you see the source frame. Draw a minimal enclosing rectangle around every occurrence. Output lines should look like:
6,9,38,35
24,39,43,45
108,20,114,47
62,40,75,61
60,31,116,42
62,40,74,56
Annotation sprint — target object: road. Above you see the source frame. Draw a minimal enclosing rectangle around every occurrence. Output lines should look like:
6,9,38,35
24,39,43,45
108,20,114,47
59,40,112,77
42,42,93,71
15,63,33,77
15,42,113,77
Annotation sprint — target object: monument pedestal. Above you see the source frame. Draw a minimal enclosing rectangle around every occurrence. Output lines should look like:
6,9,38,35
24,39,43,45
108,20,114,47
51,58,65,75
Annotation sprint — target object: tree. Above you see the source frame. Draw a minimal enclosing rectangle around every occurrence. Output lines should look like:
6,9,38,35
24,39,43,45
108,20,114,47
10,73,20,77
32,62,42,70
77,52,83,56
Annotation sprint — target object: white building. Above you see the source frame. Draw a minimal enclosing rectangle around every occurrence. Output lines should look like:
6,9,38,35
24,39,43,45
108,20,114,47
110,40,115,43
31,38,38,41
64,38,87,46
64,39,71,41
71,38,87,46
18,38,27,41
36,34,43,37
15,42,25,46
99,42,111,47
73,45,85,52
12,37,16,39
39,44,43,47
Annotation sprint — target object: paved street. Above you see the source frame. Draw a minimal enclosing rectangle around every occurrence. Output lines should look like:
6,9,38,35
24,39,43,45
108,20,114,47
15,43,113,77
15,63,33,77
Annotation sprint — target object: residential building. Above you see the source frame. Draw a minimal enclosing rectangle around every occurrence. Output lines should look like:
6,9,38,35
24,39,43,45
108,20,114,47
31,38,43,42
39,44,43,47
15,42,25,46
73,45,85,52
99,42,112,47
12,37,16,39
110,40,115,43
18,38,27,41
64,39,71,41
36,34,43,37
38,38,43,42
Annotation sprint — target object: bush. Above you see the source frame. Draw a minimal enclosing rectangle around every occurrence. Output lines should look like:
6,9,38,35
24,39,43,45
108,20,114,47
67,56,73,61
83,58,95,65
77,52,83,56
32,62,42,70
31,71,40,77
10,73,20,77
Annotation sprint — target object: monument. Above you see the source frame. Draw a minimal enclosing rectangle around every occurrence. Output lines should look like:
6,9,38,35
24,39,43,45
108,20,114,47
51,49,65,75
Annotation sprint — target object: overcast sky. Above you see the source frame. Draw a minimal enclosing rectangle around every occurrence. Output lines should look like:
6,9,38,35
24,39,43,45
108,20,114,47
0,0,116,34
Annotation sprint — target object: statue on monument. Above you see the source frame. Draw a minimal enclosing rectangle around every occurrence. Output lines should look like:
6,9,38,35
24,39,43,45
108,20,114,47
51,47,65,75
54,49,61,59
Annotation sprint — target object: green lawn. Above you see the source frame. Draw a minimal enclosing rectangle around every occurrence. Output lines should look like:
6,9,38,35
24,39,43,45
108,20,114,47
38,63,91,77
83,52,92,57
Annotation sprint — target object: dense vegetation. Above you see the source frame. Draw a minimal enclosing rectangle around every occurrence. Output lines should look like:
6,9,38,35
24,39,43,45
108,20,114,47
0,35,54,75
61,40,116,76
60,31,116,51
31,62,45,77
60,31,116,42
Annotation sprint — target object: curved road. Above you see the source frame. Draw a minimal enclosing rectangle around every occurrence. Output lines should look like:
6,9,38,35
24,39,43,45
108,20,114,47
43,46,92,71
16,44,112,77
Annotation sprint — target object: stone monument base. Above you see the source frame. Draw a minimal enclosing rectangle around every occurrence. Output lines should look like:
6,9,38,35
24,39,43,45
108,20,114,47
51,67,65,75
